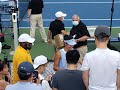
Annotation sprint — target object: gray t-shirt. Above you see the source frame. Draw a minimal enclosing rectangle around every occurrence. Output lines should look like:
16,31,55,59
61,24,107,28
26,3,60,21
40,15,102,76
5,82,43,90
52,69,86,90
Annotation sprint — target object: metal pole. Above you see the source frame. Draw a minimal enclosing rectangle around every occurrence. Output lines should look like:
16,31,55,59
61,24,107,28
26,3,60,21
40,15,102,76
15,0,20,36
12,12,18,50
109,0,114,44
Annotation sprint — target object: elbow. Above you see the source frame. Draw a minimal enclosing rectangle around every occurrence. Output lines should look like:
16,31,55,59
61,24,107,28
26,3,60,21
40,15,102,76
83,36,90,41
53,66,58,71
53,65,61,71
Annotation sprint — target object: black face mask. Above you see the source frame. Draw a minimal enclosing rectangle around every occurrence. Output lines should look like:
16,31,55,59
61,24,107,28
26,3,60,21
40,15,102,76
27,43,32,50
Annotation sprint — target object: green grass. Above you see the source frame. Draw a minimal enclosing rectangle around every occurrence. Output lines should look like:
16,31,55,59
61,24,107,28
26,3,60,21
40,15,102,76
0,28,120,61
111,28,120,37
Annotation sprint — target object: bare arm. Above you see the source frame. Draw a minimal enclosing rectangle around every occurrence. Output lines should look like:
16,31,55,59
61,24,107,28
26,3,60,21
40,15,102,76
27,9,31,18
53,51,63,71
82,70,89,90
27,9,31,22
48,30,52,43
48,30,52,40
61,30,69,35
76,36,89,42
117,69,120,90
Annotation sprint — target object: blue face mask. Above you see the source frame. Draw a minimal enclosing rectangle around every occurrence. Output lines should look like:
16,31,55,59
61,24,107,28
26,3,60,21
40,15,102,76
72,21,79,26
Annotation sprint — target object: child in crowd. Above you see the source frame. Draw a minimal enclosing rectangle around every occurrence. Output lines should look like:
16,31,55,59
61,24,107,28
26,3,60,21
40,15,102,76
0,60,12,90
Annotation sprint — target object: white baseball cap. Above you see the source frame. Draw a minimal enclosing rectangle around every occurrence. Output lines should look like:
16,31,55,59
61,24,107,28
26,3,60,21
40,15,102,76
18,33,35,43
33,55,48,69
64,39,76,46
55,11,67,18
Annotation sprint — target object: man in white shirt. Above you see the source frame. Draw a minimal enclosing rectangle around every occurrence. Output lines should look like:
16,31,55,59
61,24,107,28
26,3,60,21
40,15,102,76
5,62,43,90
81,25,120,90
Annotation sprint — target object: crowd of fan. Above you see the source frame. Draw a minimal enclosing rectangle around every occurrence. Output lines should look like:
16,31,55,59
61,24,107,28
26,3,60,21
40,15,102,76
0,0,120,89
0,25,120,90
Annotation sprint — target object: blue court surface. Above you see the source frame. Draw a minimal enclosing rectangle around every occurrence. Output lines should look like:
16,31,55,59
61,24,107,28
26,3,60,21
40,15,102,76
0,0,120,27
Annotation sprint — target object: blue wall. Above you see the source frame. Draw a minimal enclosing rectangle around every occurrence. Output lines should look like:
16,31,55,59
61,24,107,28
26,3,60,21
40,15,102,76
1,0,120,27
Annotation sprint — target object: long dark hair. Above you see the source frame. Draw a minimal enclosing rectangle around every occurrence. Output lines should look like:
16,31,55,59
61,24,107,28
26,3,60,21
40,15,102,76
0,59,7,72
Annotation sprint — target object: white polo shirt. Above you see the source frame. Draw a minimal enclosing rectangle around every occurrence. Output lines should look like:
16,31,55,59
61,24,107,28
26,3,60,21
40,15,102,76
81,48,120,90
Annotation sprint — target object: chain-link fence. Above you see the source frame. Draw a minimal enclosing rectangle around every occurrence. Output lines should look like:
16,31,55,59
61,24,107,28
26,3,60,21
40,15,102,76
8,60,81,78
9,60,55,78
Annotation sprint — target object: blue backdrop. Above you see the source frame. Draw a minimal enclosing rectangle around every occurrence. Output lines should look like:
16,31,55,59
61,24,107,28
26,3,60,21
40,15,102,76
1,0,120,27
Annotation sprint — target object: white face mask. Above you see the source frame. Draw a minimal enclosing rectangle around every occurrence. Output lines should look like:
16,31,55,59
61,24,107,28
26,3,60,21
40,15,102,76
72,21,79,26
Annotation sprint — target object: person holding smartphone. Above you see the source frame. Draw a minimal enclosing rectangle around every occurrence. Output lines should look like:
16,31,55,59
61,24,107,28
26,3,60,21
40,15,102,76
33,55,52,90
5,62,42,90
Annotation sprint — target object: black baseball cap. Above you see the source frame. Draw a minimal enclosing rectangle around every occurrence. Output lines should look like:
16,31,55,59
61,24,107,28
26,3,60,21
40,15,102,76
95,25,110,36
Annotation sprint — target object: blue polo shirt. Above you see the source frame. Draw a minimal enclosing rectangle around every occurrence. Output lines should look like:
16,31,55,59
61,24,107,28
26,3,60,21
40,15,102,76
5,82,43,90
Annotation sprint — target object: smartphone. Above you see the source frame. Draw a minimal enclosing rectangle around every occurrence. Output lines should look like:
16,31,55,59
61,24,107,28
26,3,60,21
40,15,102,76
33,70,38,79
33,70,38,83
